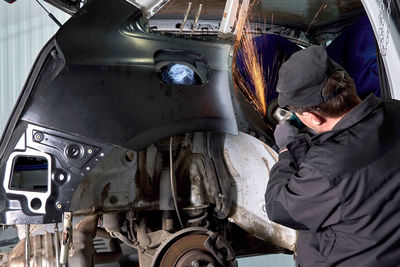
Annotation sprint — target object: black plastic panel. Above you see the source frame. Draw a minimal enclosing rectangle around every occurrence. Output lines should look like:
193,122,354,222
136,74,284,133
21,0,237,151
0,122,112,224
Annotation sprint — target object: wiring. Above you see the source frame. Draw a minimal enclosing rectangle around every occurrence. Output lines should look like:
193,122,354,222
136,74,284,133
169,137,184,228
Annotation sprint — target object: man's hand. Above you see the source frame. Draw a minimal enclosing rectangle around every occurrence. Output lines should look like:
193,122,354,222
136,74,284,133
274,121,299,151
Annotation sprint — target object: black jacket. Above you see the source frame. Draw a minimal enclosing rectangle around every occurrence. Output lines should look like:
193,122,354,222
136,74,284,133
265,95,400,266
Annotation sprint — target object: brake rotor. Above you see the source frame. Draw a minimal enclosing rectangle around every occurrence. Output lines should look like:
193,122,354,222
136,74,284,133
159,234,219,267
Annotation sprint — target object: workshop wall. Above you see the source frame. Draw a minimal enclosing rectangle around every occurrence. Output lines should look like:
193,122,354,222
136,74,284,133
0,0,69,133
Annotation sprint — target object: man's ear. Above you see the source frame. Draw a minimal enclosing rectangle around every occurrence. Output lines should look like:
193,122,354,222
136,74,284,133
302,112,324,126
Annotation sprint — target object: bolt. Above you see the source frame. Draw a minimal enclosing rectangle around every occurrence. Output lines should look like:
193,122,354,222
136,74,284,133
109,196,118,205
87,148,93,154
33,132,44,142
86,166,91,171
56,203,62,209
58,173,65,181
192,175,201,184
66,144,82,159
99,152,105,157
191,261,199,267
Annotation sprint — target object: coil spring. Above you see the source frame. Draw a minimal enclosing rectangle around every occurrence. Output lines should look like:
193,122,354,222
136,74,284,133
187,211,210,228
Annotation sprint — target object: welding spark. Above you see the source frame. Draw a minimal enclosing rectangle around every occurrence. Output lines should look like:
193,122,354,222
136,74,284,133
297,3,328,44
239,25,267,115
307,4,328,32
233,1,267,117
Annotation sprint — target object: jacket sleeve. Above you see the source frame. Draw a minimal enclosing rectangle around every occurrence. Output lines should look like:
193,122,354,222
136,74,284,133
265,150,340,231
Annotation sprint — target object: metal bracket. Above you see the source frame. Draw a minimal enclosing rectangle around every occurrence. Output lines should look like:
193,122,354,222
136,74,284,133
60,212,72,265
125,0,171,18
218,0,250,39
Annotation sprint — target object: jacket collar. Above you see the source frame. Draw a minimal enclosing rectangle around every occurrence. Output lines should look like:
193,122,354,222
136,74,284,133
313,94,381,143
333,94,381,131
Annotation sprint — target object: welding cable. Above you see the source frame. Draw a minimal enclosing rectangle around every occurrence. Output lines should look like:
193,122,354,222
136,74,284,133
169,137,184,228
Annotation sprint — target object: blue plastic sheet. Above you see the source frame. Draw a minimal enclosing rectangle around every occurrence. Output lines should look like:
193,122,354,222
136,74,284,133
236,35,300,105
236,15,380,105
162,64,196,85
326,16,380,97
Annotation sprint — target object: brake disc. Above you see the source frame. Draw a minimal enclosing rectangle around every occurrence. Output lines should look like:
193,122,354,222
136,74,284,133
151,227,237,267
159,234,218,267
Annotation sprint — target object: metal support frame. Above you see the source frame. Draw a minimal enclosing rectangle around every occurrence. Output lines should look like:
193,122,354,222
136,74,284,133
361,0,400,99
218,0,250,39
60,212,72,265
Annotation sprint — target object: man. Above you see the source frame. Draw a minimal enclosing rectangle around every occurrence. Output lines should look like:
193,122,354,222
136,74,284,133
265,46,400,266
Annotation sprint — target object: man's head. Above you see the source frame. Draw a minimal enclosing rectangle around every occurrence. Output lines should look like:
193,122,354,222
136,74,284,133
276,46,361,132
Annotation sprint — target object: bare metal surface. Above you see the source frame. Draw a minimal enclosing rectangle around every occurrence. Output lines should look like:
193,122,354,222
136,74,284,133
24,225,29,267
155,0,226,19
69,215,98,266
125,0,171,18
54,224,60,267
5,232,58,267
154,0,363,31
190,4,203,37
187,157,209,210
219,0,239,35
224,132,297,251
362,0,400,100
178,2,192,36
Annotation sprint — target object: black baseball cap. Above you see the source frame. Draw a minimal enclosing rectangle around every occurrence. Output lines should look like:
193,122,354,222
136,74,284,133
276,45,345,108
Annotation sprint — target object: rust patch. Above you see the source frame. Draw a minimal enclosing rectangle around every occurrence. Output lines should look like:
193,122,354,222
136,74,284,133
223,149,240,178
263,144,278,163
101,183,111,204
78,179,92,201
262,157,271,174
134,150,155,203
134,169,154,202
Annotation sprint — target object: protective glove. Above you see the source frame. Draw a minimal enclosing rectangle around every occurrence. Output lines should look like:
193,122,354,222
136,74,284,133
274,120,299,151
